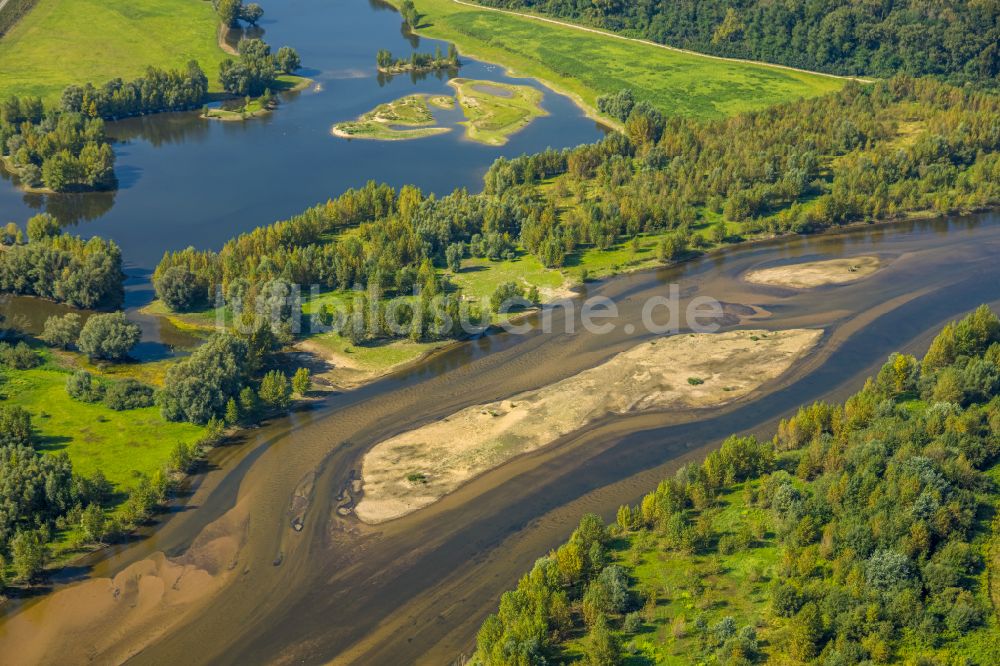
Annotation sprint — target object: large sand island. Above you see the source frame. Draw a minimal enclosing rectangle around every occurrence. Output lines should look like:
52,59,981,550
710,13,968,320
355,328,822,523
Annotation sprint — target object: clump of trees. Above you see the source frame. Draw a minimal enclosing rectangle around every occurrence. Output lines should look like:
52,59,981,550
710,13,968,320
398,0,419,27
60,61,209,120
214,0,264,28
474,0,1000,85
76,312,140,361
219,38,301,96
0,231,125,308
0,96,115,191
375,44,459,73
474,305,1000,663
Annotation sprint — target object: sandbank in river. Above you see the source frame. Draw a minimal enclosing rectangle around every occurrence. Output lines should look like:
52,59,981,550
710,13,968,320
356,327,822,523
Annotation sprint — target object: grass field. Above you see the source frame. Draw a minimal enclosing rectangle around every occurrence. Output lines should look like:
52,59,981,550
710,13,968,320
0,0,228,101
449,78,546,145
397,0,844,122
0,353,205,490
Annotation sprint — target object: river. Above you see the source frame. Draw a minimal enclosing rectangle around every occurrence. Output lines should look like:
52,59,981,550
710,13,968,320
1,211,998,664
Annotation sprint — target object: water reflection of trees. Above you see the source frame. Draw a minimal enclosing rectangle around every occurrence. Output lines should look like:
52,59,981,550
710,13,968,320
223,24,266,52
109,112,211,147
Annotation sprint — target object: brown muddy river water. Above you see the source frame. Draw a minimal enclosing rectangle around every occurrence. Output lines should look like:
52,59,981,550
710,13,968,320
2,213,1000,665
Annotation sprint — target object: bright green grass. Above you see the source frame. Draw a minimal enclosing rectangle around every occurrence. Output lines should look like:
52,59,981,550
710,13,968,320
0,0,228,101
400,0,844,121
0,355,205,489
451,252,564,301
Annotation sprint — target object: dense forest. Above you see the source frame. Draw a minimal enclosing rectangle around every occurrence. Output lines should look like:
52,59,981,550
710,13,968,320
60,61,209,120
0,96,115,191
155,75,1000,345
474,306,1000,664
474,0,1000,85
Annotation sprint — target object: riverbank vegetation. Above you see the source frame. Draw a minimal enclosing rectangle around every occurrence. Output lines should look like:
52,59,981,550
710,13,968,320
0,0,229,101
0,96,115,192
0,225,124,308
0,339,209,591
473,306,1000,664
375,44,459,73
219,38,302,96
332,94,451,141
389,0,843,123
473,0,1000,86
157,76,999,375
59,61,209,120
449,78,546,146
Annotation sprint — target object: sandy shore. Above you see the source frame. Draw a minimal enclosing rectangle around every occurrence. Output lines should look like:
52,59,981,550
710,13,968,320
744,256,881,289
355,327,822,523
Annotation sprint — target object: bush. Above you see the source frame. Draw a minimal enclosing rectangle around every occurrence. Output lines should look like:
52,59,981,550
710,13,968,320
0,341,40,369
77,312,141,361
154,265,204,312
0,405,32,447
39,312,81,349
103,379,155,410
490,281,527,313
66,370,104,402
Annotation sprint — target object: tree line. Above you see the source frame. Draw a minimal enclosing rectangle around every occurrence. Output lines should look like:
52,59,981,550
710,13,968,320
474,305,1000,664
60,61,209,120
375,44,459,72
154,76,999,347
474,0,1000,85
0,96,115,191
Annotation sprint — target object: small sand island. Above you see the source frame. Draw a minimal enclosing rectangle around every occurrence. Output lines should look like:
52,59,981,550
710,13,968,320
355,328,822,524
744,255,882,289
449,78,547,146
331,94,453,140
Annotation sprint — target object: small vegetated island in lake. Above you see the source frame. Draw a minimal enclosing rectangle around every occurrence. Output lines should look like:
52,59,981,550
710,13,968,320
375,44,459,74
331,78,545,145
331,94,453,141
449,77,546,146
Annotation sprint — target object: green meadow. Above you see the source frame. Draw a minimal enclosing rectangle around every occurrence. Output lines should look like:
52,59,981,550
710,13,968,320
400,0,845,121
0,0,228,101
0,352,206,491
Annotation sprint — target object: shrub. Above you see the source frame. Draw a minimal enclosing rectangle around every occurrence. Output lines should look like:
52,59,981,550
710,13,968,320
0,341,40,369
66,370,104,402
0,405,32,447
154,265,204,312
103,379,155,410
77,312,141,361
40,313,81,349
